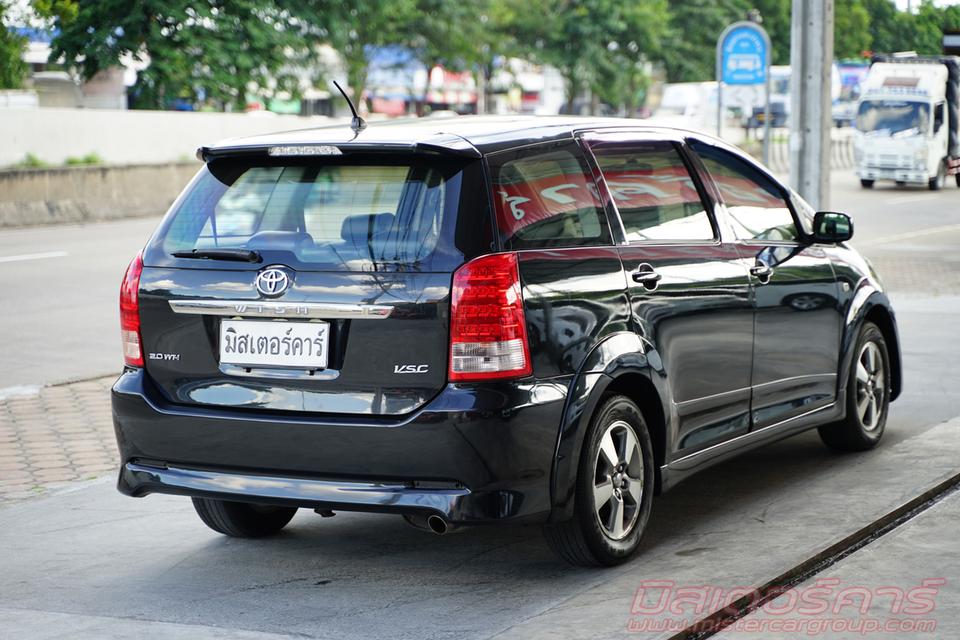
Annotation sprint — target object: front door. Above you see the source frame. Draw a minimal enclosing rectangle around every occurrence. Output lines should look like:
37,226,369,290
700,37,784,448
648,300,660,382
689,140,843,429
583,133,755,455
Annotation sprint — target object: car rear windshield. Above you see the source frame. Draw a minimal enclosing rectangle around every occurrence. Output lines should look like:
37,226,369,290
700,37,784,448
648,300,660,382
149,156,490,272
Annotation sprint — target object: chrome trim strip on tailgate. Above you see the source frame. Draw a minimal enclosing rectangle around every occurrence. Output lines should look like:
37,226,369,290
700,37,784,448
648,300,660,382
169,299,394,319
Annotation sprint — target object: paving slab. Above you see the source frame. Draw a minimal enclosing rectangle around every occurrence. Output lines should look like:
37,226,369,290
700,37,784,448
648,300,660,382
714,491,960,640
0,417,957,640
0,376,117,505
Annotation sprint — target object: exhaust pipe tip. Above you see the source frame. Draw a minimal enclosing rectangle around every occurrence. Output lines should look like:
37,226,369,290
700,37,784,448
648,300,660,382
426,514,449,535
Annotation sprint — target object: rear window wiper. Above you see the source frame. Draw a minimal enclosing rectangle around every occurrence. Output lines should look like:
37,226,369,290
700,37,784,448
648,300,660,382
171,248,262,263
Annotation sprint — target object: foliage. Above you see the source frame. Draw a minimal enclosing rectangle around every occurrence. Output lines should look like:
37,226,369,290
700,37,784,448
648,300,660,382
835,0,872,59
0,2,28,89
40,0,306,110
296,0,417,108
409,0,490,71
15,153,49,168
661,0,751,83
752,0,791,65
32,0,960,113
503,0,668,112
64,152,103,166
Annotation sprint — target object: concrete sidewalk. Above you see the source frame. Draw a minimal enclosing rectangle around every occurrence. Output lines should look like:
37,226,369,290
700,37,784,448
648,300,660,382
716,490,959,640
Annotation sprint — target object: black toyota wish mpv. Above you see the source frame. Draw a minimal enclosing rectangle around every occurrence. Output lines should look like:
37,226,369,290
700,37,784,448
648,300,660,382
112,117,901,566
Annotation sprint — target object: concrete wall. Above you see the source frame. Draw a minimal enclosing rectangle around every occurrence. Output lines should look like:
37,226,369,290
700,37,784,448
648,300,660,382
0,163,199,228
0,107,342,166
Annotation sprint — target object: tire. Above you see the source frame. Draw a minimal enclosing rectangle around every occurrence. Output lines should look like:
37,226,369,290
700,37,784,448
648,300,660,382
543,395,655,566
818,322,891,452
955,173,960,188
895,180,906,188
191,498,297,537
929,160,946,191
859,179,874,189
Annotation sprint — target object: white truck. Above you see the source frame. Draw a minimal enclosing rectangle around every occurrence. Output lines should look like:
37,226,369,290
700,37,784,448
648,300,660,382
854,55,960,190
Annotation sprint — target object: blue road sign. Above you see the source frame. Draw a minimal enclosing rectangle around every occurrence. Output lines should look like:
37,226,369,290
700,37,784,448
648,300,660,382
719,24,768,85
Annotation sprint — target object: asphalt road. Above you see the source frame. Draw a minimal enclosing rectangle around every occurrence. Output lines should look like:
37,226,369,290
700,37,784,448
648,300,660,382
0,168,959,638
0,217,156,392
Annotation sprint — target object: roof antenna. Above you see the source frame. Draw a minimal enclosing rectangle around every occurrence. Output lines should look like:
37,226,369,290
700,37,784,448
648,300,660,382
333,80,366,134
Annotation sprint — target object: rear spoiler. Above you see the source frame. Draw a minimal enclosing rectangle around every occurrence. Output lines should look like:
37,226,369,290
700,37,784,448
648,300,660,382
196,138,482,163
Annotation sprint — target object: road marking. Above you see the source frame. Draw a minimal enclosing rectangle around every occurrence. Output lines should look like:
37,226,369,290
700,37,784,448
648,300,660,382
858,223,960,247
0,251,68,264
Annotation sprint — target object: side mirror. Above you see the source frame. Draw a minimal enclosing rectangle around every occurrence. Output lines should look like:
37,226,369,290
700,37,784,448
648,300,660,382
812,211,853,243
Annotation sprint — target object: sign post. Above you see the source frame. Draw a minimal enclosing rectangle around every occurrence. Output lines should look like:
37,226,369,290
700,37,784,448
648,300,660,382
716,21,772,165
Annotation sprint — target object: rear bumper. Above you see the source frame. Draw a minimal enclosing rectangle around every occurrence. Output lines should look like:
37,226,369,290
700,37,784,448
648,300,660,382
119,462,474,519
112,369,569,524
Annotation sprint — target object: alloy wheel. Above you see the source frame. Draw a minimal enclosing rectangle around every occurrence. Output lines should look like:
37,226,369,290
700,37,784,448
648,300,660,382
593,420,644,540
855,341,885,431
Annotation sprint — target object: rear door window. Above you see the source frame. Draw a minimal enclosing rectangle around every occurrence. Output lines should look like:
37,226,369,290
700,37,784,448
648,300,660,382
689,141,800,242
152,157,489,272
589,139,716,242
488,143,611,250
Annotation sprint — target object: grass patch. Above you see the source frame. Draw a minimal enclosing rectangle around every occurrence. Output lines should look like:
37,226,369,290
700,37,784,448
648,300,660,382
64,152,104,166
14,153,49,169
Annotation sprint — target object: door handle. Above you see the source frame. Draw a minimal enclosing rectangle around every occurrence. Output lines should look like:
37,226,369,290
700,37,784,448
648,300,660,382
632,264,662,290
750,263,774,283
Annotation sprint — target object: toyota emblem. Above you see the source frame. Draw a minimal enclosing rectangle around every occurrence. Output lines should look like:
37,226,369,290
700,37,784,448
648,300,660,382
255,267,290,297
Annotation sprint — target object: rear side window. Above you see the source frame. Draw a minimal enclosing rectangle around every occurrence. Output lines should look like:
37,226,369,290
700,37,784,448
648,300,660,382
488,143,611,250
689,141,799,242
589,140,715,242
152,156,490,271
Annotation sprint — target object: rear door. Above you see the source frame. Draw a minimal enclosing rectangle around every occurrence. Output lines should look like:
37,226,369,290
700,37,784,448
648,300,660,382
583,132,755,454
688,139,842,429
138,153,492,416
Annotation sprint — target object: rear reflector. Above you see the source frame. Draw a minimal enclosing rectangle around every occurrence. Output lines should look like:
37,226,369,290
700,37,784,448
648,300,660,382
449,252,532,382
120,253,144,367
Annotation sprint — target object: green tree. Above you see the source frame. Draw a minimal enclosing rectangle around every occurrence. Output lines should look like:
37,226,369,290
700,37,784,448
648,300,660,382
913,0,947,55
504,0,668,112
0,2,28,89
591,0,668,113
43,0,305,110
835,0,872,59
661,0,751,83
409,0,489,72
752,0,791,64
862,0,900,54
298,0,416,108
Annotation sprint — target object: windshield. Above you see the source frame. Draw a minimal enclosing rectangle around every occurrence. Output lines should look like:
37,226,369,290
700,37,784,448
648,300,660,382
856,100,929,136
149,156,490,272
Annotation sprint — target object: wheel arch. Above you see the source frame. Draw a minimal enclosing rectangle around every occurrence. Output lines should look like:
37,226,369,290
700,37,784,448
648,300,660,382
842,287,902,401
549,332,671,522
865,305,902,401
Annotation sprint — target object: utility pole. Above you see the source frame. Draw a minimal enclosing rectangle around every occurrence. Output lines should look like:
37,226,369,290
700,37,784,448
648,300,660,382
789,0,834,210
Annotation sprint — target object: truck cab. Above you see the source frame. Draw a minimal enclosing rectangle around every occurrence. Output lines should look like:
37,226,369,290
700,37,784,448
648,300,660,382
854,59,959,190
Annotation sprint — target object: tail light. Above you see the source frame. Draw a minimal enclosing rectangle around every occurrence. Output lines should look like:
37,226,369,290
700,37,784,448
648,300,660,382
120,253,144,367
449,252,532,382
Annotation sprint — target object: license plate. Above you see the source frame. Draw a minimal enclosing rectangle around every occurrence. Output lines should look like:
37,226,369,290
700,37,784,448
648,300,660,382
220,320,329,369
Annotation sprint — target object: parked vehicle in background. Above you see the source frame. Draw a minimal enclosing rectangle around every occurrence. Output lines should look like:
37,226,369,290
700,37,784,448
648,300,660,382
747,65,842,129
649,82,718,133
854,55,960,190
112,117,901,566
833,61,870,127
